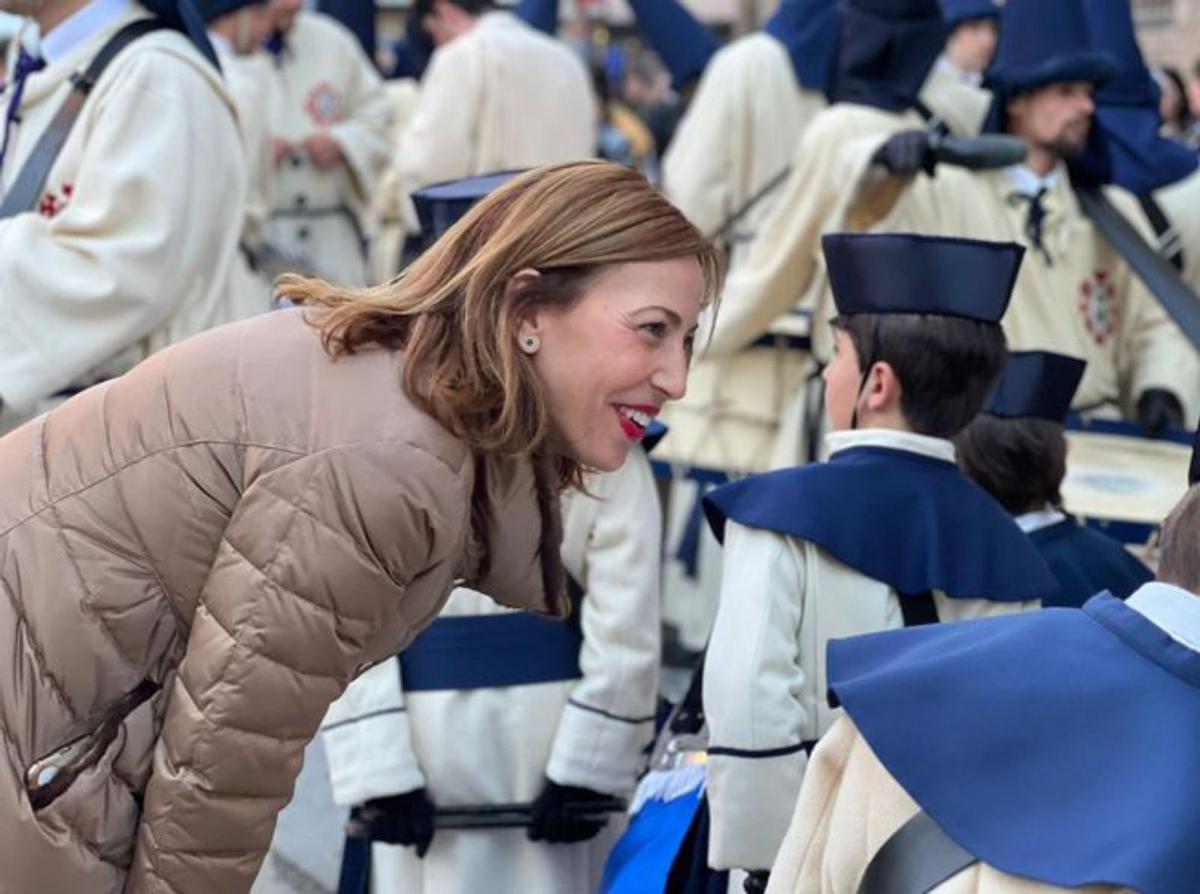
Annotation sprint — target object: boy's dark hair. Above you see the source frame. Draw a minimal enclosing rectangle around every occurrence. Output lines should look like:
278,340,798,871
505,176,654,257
413,0,493,19
954,414,1067,513
1158,484,1200,594
831,312,1007,437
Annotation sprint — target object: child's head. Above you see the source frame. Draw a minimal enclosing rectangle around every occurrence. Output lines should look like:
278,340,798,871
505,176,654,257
824,313,1007,434
953,351,1086,513
820,233,1024,436
956,414,1067,513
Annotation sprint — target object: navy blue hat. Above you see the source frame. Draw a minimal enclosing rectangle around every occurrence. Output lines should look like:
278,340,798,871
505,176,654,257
939,0,1001,30
626,0,719,92
515,0,558,35
143,0,221,68
985,351,1086,421
764,0,839,92
412,171,522,244
985,0,1115,97
827,0,946,112
823,233,1024,322
1070,0,1198,195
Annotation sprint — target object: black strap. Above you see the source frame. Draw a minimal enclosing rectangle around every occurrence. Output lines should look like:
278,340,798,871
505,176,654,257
912,99,950,140
1075,184,1200,350
1136,193,1185,272
859,810,978,894
0,18,162,220
898,591,939,627
707,165,792,247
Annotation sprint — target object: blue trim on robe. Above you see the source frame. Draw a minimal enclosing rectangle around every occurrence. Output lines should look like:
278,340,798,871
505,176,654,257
703,446,1056,600
1030,517,1152,608
398,612,582,691
827,594,1200,894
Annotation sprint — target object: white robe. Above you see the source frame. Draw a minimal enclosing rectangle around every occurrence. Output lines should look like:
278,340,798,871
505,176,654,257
263,11,391,287
846,154,1200,423
322,451,662,894
0,1,245,417
1155,168,1200,300
369,77,422,284
390,11,596,234
703,430,1040,873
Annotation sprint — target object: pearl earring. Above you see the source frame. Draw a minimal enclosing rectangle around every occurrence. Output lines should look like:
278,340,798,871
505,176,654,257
520,334,540,354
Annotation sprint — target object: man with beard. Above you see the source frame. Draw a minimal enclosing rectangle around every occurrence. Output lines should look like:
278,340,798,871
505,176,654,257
853,0,1198,431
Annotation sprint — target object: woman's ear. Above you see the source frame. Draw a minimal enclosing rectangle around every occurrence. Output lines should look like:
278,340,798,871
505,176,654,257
509,268,544,341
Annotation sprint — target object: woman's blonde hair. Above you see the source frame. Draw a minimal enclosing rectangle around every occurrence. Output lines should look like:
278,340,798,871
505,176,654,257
280,160,723,486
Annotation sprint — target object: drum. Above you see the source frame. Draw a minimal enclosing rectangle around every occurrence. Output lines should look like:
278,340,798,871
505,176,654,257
1061,417,1192,549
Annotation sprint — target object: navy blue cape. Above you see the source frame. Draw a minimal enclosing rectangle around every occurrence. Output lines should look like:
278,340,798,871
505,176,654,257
1031,517,1151,608
703,446,1055,600
829,594,1200,893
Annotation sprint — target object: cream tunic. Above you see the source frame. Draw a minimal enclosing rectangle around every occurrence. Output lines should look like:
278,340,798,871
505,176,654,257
763,717,1128,894
322,452,662,894
264,11,391,287
848,155,1200,422
1155,168,1200,300
0,1,245,416
390,11,595,233
703,430,1039,873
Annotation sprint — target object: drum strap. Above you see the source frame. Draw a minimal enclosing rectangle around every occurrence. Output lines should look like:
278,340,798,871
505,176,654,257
898,591,939,627
859,810,978,894
0,19,163,220
1136,193,1185,272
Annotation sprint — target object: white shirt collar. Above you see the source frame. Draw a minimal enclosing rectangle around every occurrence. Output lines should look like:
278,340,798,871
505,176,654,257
38,0,129,64
206,29,233,58
1014,508,1067,533
1126,581,1200,652
935,54,983,88
825,428,957,464
1004,162,1062,197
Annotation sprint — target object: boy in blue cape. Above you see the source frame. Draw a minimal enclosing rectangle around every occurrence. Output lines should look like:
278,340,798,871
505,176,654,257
957,350,1152,608
765,471,1200,893
700,232,1056,882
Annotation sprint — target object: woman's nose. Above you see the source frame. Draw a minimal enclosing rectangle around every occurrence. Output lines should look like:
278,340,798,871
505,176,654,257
653,344,689,401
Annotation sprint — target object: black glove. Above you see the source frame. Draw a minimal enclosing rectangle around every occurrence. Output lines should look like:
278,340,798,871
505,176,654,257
872,129,937,176
744,870,771,894
355,788,436,857
527,780,608,844
1136,388,1184,437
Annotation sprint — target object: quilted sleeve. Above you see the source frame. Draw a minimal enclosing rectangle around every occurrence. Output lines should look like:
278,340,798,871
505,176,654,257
124,441,466,893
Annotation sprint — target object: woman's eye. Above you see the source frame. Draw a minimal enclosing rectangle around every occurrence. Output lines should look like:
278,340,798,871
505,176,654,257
641,322,668,339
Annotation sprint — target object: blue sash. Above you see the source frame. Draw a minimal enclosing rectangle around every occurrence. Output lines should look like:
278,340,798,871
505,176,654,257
829,594,1200,893
399,612,582,691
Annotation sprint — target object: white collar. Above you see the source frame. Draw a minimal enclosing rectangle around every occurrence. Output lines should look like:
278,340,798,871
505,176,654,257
1014,508,1067,533
1004,162,1062,197
825,428,957,464
935,54,983,88
1126,581,1200,652
206,29,233,58
38,0,129,64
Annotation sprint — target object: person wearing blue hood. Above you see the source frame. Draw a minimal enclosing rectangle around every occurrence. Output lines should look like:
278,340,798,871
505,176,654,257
0,0,247,432
956,351,1152,609
935,0,1001,87
700,233,1052,887
851,0,1200,436
763,461,1200,894
323,172,664,894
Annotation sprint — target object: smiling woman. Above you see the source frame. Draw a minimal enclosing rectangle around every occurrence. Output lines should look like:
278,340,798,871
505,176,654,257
283,160,723,483
0,159,720,894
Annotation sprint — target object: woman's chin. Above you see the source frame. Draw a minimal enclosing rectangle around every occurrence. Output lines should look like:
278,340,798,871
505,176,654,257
576,439,631,473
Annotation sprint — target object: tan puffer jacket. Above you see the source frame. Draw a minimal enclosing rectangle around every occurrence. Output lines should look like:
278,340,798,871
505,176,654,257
0,308,561,894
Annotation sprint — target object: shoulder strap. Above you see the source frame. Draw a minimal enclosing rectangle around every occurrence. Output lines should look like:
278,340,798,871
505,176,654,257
859,810,978,894
0,18,163,220
1136,193,1185,272
898,591,939,627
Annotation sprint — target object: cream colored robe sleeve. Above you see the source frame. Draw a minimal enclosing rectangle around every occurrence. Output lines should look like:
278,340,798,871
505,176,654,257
703,521,812,871
322,659,427,806
325,35,392,208
394,38,483,201
0,48,244,411
547,451,661,796
765,717,1131,894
